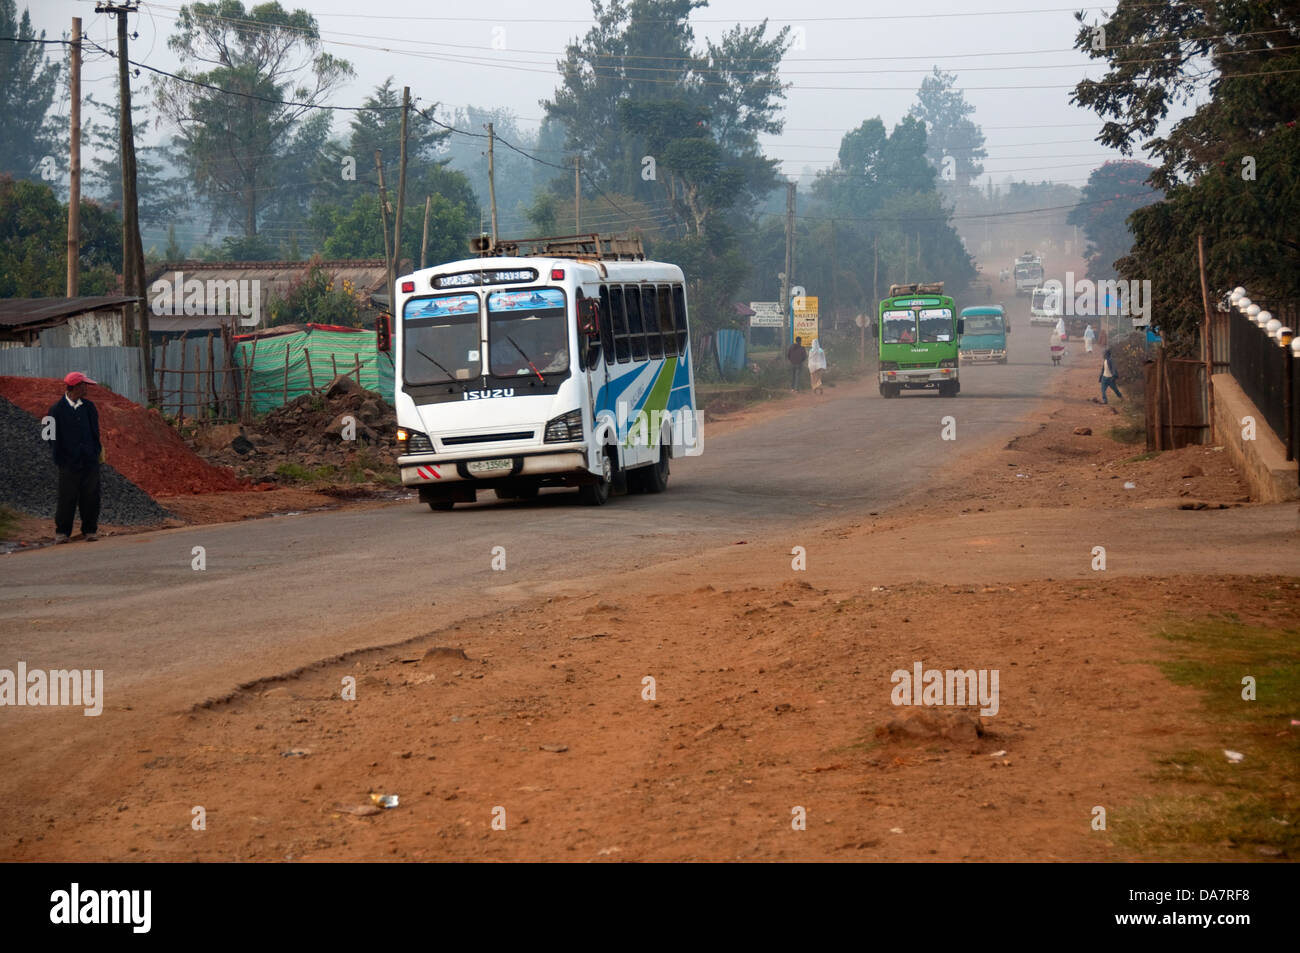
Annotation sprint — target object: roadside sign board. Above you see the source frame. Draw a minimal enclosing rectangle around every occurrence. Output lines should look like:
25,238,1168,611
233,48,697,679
793,295,819,346
749,301,782,328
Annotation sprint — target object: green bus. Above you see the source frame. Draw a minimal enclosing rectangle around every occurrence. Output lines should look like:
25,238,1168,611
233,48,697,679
876,282,963,398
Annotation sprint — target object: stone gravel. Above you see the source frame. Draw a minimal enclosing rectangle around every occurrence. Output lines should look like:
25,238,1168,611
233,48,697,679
0,395,170,525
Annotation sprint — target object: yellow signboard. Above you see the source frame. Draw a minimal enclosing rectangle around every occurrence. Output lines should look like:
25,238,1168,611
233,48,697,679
793,295,819,346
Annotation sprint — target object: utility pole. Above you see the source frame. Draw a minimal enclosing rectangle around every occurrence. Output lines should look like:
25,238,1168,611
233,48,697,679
873,234,879,304
375,151,394,302
829,218,838,330
781,181,796,345
420,195,431,270
97,1,153,400
1197,231,1216,441
486,122,498,246
66,16,81,297
574,155,581,233
392,86,409,282
904,233,909,283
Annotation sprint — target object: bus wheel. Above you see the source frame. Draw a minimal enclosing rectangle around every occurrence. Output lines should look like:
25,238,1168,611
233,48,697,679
578,450,615,506
428,500,455,511
641,445,670,494
939,381,959,398
880,382,899,399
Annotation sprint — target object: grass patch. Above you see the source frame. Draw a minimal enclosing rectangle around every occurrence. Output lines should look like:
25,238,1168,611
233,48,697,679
0,504,19,541
274,462,337,483
1109,422,1146,445
1113,613,1300,858
1119,450,1159,464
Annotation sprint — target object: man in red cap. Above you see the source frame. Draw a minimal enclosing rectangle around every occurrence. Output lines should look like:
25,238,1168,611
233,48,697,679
47,372,103,542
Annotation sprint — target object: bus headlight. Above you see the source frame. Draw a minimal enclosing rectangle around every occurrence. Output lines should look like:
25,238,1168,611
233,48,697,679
880,361,899,371
939,358,958,368
544,409,584,443
397,427,434,453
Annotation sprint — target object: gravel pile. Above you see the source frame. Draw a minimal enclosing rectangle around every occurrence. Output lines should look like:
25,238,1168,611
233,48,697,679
0,395,170,525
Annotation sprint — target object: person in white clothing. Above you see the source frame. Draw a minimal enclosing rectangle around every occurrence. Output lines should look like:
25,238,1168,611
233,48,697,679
1084,324,1096,353
807,338,827,395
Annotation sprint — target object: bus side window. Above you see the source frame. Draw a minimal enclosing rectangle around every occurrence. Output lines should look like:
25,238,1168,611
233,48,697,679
672,285,688,353
625,286,647,361
610,285,630,363
598,285,615,364
657,285,676,356
578,290,600,370
642,286,663,360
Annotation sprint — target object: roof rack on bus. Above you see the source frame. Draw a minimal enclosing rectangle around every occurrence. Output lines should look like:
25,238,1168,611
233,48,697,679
887,281,944,296
469,233,646,261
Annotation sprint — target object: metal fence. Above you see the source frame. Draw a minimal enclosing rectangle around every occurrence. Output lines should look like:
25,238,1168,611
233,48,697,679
152,333,235,420
1226,305,1296,461
0,345,147,404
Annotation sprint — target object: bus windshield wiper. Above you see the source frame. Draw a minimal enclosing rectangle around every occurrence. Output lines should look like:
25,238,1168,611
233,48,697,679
504,334,546,383
415,347,457,383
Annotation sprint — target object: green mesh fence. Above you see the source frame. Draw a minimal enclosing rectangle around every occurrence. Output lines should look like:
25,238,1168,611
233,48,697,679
232,327,395,414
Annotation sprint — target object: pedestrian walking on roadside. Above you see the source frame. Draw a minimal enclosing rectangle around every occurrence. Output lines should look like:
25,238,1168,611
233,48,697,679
787,339,807,391
47,371,103,543
807,338,827,395
1084,324,1096,353
1099,348,1123,404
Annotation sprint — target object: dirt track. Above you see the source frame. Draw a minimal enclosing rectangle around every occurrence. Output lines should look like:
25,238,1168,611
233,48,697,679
3,356,1297,861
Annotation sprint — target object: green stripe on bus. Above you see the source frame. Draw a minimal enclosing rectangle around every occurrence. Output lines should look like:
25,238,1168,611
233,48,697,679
624,357,677,448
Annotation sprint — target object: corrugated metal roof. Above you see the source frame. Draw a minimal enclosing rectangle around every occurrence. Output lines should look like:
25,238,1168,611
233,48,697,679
147,260,399,297
0,296,138,328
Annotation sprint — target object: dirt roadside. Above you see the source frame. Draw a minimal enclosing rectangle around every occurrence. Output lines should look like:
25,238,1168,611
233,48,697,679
4,361,1296,862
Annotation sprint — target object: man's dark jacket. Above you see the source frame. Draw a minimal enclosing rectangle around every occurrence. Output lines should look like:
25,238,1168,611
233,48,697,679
47,396,102,470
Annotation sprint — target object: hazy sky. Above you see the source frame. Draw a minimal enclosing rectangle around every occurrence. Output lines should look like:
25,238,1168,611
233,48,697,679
36,0,1185,189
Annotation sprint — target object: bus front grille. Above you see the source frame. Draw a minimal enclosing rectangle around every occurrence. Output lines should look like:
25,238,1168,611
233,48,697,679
441,431,536,446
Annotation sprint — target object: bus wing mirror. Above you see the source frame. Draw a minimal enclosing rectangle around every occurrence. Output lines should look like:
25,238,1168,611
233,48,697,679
957,318,965,335
579,299,601,336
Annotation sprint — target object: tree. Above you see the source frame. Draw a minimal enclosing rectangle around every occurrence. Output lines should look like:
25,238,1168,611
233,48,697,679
308,191,475,269
1071,0,1300,344
543,0,791,331
809,116,974,314
909,68,986,188
1066,160,1161,280
444,105,545,235
1072,0,1300,192
0,0,62,183
154,2,353,238
0,175,120,296
83,94,185,228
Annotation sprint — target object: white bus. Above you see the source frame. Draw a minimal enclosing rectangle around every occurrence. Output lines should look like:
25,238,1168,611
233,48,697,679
393,235,700,510
1029,286,1062,326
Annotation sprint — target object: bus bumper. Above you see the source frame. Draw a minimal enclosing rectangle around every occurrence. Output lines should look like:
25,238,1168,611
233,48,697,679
959,349,1006,364
398,450,588,486
879,367,958,387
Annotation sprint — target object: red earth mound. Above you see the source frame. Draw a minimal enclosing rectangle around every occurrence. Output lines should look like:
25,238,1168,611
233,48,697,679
0,376,247,496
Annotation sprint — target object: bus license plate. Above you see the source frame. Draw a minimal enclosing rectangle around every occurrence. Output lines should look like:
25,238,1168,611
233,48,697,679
468,458,512,475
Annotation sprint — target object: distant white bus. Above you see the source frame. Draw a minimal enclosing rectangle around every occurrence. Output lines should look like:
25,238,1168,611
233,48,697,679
1030,286,1062,326
393,235,700,510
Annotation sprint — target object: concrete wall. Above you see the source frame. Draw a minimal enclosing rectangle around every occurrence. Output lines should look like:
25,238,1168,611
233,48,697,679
38,310,126,348
1211,372,1299,502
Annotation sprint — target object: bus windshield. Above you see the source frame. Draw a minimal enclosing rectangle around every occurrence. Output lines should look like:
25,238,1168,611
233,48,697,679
402,293,481,385
882,309,916,344
918,308,954,343
963,313,1004,335
488,288,570,379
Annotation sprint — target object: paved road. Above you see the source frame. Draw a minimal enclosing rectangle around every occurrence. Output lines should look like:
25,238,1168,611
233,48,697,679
0,298,1062,713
